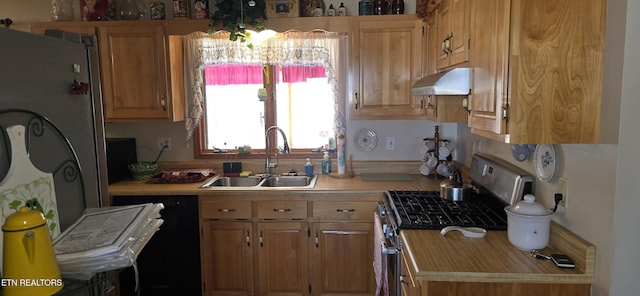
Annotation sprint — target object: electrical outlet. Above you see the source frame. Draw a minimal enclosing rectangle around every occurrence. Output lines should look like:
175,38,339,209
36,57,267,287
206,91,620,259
559,177,569,208
158,137,172,151
386,136,396,150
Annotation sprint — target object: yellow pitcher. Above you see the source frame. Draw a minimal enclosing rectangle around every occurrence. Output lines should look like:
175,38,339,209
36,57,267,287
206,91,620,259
2,206,63,295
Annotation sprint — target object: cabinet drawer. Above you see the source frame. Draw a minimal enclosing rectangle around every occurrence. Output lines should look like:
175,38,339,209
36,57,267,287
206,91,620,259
255,201,307,219
201,200,252,219
313,202,378,220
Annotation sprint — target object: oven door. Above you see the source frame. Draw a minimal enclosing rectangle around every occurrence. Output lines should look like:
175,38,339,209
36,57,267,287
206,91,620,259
375,210,402,296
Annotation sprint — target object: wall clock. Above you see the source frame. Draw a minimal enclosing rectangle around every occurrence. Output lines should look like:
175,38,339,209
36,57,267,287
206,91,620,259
353,128,378,152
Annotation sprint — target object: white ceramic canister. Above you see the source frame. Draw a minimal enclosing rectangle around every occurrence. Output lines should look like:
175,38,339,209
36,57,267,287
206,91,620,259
504,194,554,251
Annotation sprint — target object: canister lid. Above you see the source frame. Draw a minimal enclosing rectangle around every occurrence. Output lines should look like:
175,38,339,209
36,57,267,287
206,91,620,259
2,206,47,231
508,194,551,216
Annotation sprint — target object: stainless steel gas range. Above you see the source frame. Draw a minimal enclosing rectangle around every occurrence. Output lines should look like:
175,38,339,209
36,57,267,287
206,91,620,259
376,154,534,296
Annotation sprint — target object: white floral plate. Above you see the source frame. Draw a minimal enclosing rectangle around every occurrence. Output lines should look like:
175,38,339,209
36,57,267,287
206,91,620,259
353,128,378,152
534,144,556,182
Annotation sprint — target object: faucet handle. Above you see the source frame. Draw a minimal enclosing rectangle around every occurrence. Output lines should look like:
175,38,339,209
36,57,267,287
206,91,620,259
268,153,278,168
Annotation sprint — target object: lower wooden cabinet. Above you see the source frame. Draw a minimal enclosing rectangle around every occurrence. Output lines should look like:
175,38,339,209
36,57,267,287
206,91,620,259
201,221,254,296
256,222,309,295
312,222,374,296
199,197,377,296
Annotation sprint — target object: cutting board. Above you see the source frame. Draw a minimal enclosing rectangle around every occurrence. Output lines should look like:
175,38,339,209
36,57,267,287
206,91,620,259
0,125,61,272
361,173,412,181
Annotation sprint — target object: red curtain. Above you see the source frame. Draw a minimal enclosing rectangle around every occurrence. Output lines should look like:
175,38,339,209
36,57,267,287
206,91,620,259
280,65,326,83
205,64,264,85
205,64,326,85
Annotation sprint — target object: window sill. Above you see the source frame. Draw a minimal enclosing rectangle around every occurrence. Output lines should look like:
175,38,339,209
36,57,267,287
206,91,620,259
194,150,334,160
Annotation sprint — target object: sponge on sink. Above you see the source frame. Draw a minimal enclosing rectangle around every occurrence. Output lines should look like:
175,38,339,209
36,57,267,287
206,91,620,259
240,171,252,177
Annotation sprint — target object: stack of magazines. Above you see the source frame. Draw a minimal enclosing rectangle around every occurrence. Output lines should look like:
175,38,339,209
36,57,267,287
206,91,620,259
52,203,164,280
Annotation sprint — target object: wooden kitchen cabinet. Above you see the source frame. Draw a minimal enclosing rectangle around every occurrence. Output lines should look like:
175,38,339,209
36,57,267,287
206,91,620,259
468,0,605,143
99,24,183,122
256,222,309,295
401,251,420,296
255,200,309,295
200,198,310,296
349,15,425,120
199,195,377,296
201,221,254,296
311,201,376,296
419,16,469,123
30,22,96,35
200,199,254,295
31,20,185,122
312,222,374,296
435,0,470,70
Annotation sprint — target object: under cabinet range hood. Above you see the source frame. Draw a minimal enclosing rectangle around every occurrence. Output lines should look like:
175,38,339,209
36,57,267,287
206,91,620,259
411,67,471,96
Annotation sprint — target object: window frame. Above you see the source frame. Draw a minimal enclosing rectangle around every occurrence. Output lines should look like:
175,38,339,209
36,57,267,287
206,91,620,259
192,65,333,160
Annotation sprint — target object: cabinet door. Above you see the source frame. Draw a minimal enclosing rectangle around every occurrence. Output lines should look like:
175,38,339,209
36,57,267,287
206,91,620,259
424,95,468,123
470,0,604,143
423,18,438,78
201,221,254,296
468,0,510,136
435,0,452,69
435,0,470,70
448,0,470,65
312,222,374,296
256,222,309,296
98,24,171,121
350,16,424,120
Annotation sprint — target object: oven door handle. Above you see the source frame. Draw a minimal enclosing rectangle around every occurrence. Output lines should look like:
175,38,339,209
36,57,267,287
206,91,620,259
381,241,397,255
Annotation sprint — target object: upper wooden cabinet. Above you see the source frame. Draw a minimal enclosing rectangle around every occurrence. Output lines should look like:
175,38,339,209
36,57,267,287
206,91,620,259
468,0,605,143
349,15,425,120
435,0,470,70
421,17,468,123
31,21,185,122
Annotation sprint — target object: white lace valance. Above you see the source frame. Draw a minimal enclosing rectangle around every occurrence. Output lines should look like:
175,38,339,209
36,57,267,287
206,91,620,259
183,30,348,146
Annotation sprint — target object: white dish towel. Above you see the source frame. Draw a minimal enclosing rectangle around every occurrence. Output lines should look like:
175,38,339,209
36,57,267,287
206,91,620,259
373,212,389,296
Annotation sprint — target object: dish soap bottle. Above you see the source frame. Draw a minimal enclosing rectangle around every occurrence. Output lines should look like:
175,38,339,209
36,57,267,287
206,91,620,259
304,158,315,177
322,152,331,174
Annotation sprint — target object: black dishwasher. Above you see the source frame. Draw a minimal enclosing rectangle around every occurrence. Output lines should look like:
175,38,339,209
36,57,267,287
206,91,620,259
112,195,201,296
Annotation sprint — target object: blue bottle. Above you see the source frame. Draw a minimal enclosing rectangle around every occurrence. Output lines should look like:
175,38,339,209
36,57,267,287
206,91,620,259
304,158,315,177
322,152,331,174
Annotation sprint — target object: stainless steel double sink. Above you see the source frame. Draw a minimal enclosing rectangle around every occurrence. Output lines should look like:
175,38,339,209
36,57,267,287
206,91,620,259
200,174,318,189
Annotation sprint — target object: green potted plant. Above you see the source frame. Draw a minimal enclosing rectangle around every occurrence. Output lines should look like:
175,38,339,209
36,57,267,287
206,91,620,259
210,0,268,45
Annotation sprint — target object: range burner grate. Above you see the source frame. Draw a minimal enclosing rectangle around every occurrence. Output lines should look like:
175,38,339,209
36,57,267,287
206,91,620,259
386,190,507,230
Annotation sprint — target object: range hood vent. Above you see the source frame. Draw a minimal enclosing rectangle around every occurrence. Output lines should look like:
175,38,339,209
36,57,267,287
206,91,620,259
411,68,471,96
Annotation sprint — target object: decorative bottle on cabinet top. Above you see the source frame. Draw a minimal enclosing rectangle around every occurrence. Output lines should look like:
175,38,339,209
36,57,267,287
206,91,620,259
391,0,404,14
51,0,74,21
373,0,388,15
119,0,147,20
337,2,347,16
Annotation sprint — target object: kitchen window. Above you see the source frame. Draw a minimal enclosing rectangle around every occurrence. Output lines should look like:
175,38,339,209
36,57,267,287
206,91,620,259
183,31,348,159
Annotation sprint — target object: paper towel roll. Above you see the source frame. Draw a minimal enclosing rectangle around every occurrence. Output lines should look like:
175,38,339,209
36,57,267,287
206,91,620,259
337,134,346,174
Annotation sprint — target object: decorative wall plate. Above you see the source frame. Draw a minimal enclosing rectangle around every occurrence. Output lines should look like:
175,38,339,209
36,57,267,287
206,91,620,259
353,128,378,152
534,144,556,182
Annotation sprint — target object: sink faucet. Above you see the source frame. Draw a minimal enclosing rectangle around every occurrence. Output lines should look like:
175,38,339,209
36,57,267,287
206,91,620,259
265,126,291,175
